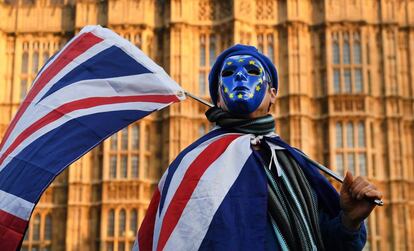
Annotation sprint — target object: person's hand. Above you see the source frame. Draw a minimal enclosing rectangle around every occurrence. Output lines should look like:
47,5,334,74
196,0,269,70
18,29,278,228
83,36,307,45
339,171,383,231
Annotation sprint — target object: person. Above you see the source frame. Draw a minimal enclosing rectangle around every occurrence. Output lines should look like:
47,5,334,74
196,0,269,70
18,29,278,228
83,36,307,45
134,44,383,251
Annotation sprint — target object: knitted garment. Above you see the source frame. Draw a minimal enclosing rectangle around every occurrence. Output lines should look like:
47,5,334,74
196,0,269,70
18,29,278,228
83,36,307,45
205,106,275,135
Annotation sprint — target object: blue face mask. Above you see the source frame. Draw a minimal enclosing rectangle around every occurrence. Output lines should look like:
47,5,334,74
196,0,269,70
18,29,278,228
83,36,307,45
218,55,269,114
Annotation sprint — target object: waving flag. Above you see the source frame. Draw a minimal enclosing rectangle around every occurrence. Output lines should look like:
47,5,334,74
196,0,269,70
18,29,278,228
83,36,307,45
0,25,185,250
133,128,344,251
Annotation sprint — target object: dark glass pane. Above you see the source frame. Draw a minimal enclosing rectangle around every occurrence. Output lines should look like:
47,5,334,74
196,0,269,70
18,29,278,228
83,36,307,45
107,210,114,236
131,125,139,150
355,69,363,93
344,70,351,93
131,156,139,178
121,156,127,178
33,214,40,241
21,52,29,73
346,123,354,147
119,210,126,236
333,69,340,93
45,214,52,240
336,123,343,147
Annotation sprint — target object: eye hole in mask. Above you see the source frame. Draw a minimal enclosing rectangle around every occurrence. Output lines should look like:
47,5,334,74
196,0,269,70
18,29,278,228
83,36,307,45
246,65,261,76
221,66,237,77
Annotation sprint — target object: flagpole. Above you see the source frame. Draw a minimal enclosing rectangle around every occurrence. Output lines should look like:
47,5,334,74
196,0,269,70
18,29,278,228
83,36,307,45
184,91,384,206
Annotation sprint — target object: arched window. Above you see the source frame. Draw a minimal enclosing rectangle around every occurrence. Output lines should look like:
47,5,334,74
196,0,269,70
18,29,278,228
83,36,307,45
44,214,52,240
353,33,362,64
257,34,264,52
336,154,344,175
43,51,49,65
107,209,115,237
32,214,41,241
209,35,216,66
200,35,206,67
119,209,126,236
110,156,117,179
355,69,363,92
32,51,39,74
343,33,350,64
121,128,128,150
131,125,139,150
121,156,127,178
336,123,343,147
145,125,151,151
347,153,355,174
358,122,365,147
110,134,118,150
333,70,340,93
21,52,29,73
333,42,340,64
359,153,367,176
267,34,274,63
344,70,352,93
346,123,354,147
131,156,139,178
130,209,138,234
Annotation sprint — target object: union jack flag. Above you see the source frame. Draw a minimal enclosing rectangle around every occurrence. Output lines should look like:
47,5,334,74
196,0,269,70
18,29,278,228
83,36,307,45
0,25,184,250
133,128,343,251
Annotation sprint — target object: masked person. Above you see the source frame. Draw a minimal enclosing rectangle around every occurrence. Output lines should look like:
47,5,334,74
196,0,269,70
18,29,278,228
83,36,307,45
134,45,383,251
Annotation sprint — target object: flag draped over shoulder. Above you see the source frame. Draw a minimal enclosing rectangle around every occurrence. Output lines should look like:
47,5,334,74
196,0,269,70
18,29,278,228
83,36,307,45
133,128,341,251
0,25,185,250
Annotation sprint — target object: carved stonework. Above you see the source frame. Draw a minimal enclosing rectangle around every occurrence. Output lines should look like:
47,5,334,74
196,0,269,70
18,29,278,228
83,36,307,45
198,0,213,21
238,0,251,17
256,0,274,20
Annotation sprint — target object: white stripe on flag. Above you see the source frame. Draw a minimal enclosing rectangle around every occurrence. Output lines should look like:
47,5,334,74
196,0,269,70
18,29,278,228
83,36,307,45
1,40,112,155
0,101,170,172
152,132,239,250
0,189,34,220
163,134,253,250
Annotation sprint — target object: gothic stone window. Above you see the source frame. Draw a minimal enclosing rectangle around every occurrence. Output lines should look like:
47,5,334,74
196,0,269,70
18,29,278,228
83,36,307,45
199,33,217,97
105,208,138,251
335,121,367,176
332,31,363,94
22,213,52,251
19,40,60,102
108,124,140,179
257,33,275,63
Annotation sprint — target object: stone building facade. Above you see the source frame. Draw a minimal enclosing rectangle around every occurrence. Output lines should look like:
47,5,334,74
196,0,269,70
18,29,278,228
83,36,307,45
0,0,413,250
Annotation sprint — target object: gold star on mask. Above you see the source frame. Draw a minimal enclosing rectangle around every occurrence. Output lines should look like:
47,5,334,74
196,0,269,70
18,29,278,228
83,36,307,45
238,58,244,62
226,61,233,65
259,79,263,83
256,85,261,91
259,68,263,73
249,60,255,65
224,87,228,93
229,93,234,98
248,93,254,98
237,93,243,99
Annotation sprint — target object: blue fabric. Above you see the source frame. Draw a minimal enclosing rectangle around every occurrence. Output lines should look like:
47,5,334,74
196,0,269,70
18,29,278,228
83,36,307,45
39,45,152,102
159,128,230,214
199,154,268,250
0,110,149,202
209,44,279,105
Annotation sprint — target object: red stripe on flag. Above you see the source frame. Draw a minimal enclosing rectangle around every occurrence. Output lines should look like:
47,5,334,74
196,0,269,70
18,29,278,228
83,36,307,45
156,134,241,251
0,32,103,152
138,188,161,251
0,94,179,166
0,209,28,251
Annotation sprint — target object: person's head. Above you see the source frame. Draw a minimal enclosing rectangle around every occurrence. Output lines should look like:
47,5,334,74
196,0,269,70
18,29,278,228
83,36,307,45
209,44,278,118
